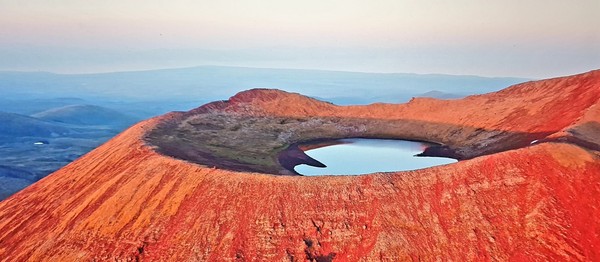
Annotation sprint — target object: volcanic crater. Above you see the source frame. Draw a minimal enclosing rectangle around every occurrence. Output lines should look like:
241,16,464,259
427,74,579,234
0,70,599,261
144,88,555,176
145,110,468,175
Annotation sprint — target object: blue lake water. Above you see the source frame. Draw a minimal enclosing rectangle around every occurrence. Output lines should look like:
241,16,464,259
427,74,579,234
295,138,457,176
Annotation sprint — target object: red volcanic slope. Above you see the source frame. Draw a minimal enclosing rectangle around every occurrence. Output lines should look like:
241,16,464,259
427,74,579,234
0,70,599,261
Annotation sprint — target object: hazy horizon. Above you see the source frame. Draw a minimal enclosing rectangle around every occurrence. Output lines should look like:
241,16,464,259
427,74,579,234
1,1,599,78
0,64,540,79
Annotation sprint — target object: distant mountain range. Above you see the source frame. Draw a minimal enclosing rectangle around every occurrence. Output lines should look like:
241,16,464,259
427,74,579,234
0,66,530,105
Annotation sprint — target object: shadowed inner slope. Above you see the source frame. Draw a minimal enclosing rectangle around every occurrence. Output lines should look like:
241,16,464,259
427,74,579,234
145,111,550,175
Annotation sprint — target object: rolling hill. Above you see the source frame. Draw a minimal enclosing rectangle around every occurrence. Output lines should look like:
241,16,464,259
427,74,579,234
0,111,76,137
32,104,138,129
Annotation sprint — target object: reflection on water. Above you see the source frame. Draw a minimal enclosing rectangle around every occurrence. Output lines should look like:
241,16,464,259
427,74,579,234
295,138,457,176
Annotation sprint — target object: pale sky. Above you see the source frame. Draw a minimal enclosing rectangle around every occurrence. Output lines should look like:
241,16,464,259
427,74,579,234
1,0,599,78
